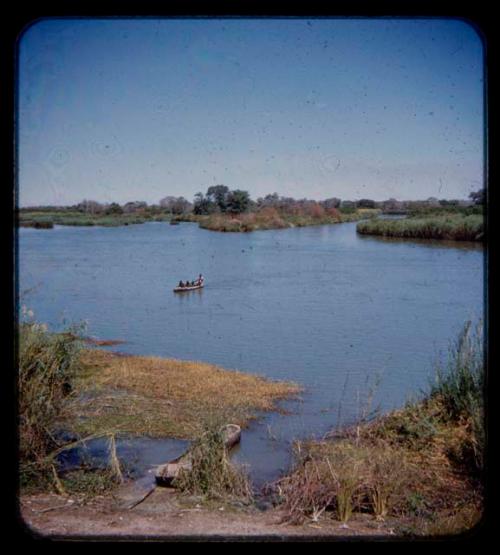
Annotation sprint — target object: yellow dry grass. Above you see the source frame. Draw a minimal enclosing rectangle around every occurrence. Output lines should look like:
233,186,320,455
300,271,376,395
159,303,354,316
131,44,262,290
65,349,301,439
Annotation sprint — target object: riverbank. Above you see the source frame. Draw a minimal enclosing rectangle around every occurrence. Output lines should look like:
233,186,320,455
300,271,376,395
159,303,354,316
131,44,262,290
18,207,380,232
18,322,301,496
356,213,484,242
18,210,171,228
173,208,380,232
18,320,485,538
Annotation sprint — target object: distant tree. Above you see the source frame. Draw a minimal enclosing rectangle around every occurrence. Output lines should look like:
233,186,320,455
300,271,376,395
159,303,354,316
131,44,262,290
357,199,376,209
321,197,341,209
193,192,216,215
77,200,105,214
160,196,192,214
226,189,251,215
469,188,485,205
123,201,148,213
105,202,123,215
206,185,230,212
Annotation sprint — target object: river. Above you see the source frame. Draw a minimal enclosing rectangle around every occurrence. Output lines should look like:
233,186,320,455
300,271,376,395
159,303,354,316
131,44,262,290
18,221,484,487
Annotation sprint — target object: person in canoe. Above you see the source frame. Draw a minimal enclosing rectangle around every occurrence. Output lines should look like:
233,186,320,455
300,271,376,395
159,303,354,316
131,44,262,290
196,274,204,286
178,280,184,288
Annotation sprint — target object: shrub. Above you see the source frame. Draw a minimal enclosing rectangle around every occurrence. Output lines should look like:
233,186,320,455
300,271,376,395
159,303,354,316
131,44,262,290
18,321,83,483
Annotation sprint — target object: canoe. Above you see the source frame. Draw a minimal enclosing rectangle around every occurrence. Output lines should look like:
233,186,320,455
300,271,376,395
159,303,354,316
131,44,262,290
155,424,241,487
173,284,204,292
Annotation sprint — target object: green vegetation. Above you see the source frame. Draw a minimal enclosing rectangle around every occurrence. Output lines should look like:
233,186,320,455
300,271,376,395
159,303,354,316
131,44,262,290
18,320,84,489
273,321,484,536
18,209,171,228
356,213,483,242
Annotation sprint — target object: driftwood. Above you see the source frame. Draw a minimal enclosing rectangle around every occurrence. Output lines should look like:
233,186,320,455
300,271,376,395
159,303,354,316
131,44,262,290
155,424,241,487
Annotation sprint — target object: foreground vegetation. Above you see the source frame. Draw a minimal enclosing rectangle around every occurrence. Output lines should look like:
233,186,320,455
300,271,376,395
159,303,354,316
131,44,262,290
18,320,300,494
67,349,301,439
271,320,484,536
357,212,484,242
19,317,485,536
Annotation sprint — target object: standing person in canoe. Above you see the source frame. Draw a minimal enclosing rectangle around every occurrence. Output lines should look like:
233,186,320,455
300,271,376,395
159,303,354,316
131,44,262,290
196,274,204,286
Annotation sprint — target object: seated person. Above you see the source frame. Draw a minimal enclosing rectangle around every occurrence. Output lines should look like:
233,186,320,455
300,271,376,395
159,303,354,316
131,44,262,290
178,280,184,287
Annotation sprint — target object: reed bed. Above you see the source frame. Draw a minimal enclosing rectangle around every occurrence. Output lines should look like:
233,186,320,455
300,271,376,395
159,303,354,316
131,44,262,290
199,208,380,232
356,214,483,242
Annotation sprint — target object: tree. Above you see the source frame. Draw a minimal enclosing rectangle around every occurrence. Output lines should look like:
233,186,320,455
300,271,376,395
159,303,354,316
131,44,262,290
160,196,192,214
469,188,485,205
357,199,376,209
321,197,341,209
193,192,216,215
105,202,123,215
206,185,229,212
226,189,251,215
77,200,105,214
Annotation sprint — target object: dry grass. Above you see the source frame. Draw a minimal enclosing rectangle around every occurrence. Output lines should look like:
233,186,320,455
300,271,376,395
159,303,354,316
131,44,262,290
273,397,482,534
64,349,301,439
174,419,253,502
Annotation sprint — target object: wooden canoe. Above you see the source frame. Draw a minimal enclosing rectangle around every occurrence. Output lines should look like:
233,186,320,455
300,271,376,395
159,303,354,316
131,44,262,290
155,424,241,487
173,284,204,292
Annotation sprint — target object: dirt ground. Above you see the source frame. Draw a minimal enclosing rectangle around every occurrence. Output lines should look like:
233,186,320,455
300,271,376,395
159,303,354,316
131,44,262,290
18,487,396,541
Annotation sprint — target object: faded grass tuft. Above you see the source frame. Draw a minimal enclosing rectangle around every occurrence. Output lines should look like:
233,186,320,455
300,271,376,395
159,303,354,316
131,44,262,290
174,418,253,502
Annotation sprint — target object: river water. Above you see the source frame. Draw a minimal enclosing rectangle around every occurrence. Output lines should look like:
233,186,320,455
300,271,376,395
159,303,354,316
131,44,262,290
18,221,484,487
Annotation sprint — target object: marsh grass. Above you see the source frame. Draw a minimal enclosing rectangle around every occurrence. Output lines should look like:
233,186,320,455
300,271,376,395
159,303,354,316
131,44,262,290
275,321,485,535
199,208,380,232
174,419,253,502
66,349,301,439
17,210,170,228
357,214,483,242
18,321,84,480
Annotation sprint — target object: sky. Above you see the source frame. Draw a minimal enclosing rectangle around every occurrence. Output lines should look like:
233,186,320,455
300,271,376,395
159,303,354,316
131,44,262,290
17,17,485,207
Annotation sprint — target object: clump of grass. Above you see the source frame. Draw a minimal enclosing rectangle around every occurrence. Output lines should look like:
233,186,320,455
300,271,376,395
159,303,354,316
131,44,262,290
275,440,407,525
174,419,253,502
429,321,484,474
18,320,84,484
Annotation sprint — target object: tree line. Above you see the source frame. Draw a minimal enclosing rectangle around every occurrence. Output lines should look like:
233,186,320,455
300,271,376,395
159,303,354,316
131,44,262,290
20,187,484,216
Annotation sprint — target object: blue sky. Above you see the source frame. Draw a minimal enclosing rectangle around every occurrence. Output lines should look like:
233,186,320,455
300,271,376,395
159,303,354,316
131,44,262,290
17,17,484,206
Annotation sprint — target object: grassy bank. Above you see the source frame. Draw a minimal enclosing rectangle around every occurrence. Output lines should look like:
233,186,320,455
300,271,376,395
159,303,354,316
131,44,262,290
65,349,301,439
18,210,171,228
272,321,484,536
19,207,381,232
18,321,301,495
356,213,484,242
192,208,380,232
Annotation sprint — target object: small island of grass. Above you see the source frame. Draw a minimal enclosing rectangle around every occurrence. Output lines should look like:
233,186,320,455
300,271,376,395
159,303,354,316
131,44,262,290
356,208,484,242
